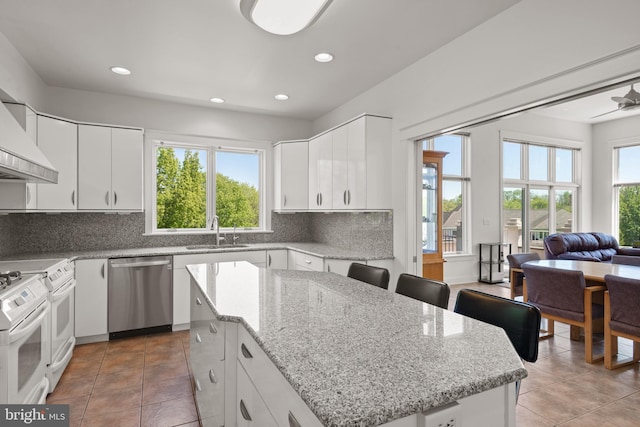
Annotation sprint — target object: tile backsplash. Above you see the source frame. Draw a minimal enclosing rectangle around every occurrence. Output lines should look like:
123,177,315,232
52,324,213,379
0,211,392,257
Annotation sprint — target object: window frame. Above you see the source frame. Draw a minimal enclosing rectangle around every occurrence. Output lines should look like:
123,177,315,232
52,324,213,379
145,134,267,235
501,136,580,252
420,133,471,255
612,142,640,244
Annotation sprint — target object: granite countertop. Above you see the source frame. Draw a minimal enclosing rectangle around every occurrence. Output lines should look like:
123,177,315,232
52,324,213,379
3,242,393,262
187,261,527,427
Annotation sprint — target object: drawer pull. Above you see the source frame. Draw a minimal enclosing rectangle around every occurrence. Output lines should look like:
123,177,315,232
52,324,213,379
239,399,252,421
195,333,202,344
241,343,253,359
305,259,312,264
209,322,218,334
209,369,217,384
196,297,202,305
195,378,202,392
288,411,301,427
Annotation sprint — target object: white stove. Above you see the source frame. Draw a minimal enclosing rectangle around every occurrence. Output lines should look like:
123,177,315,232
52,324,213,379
0,272,50,404
0,258,75,394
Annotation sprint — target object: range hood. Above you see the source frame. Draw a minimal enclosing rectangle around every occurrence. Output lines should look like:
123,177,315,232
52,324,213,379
0,102,58,183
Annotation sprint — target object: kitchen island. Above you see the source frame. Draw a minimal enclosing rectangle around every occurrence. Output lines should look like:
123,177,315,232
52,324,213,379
187,261,526,427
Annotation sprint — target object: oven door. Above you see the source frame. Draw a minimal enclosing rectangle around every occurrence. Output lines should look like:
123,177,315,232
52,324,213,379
48,278,75,392
50,279,75,362
7,300,50,404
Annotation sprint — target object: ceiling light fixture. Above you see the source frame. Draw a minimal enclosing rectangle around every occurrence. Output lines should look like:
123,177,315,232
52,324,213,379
110,66,131,76
275,94,289,101
314,52,334,63
209,97,225,104
240,0,333,36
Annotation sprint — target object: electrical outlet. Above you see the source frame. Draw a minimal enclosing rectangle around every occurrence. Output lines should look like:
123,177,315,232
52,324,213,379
424,401,460,427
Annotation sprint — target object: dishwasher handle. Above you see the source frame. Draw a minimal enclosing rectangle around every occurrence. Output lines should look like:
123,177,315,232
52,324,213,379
110,259,171,268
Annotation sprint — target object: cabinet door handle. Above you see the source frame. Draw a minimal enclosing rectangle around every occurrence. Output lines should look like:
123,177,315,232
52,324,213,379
268,254,272,267
304,259,311,264
208,368,217,384
348,190,351,205
240,343,253,359
283,195,287,206
239,400,252,421
194,378,202,392
196,297,202,306
316,193,320,206
209,322,217,334
71,190,75,206
195,333,202,343
100,263,105,278
26,186,30,204
343,190,347,205
105,191,110,206
319,193,323,206
288,411,301,427
114,192,118,206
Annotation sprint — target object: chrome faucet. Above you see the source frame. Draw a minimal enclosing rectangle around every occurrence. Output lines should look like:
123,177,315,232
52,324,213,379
211,215,225,245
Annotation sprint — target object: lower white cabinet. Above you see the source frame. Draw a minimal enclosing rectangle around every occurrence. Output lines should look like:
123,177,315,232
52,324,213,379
74,259,108,340
236,361,279,427
190,281,226,427
266,250,288,269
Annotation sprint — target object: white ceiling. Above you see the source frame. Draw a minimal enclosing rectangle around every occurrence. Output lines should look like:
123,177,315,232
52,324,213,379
0,0,521,121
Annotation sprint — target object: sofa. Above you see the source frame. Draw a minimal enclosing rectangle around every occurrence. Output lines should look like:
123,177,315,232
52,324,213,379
543,232,640,262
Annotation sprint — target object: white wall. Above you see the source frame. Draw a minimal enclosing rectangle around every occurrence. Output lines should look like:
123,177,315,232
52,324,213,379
592,115,640,233
312,0,640,284
0,32,47,109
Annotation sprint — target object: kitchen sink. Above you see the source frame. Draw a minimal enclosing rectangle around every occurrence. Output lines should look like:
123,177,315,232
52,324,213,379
185,244,249,250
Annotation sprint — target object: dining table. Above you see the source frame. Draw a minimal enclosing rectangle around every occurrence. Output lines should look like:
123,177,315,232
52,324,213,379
522,259,640,284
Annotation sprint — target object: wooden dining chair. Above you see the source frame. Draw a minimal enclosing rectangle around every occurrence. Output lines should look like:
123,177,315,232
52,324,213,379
521,263,606,363
347,262,390,290
395,273,450,309
603,274,640,369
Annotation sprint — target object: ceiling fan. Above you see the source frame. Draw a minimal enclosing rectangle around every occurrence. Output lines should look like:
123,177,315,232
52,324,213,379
592,84,640,118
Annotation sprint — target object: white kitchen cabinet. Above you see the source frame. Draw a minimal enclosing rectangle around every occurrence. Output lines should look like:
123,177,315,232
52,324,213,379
274,141,308,210
191,281,226,427
236,361,278,427
332,121,366,209
265,250,287,269
78,125,143,210
237,326,323,427
308,132,333,210
290,251,324,272
324,259,356,276
37,115,78,210
0,104,37,210
74,259,108,341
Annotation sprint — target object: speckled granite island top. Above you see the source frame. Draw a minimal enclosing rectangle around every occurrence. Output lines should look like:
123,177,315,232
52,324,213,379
187,261,527,427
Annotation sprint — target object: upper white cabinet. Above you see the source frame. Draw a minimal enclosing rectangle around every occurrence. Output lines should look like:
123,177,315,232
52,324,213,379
304,114,391,211
78,125,143,210
273,141,308,210
308,131,333,210
37,115,78,210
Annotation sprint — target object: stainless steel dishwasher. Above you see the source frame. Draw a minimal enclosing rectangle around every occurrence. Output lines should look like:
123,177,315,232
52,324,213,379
108,255,173,339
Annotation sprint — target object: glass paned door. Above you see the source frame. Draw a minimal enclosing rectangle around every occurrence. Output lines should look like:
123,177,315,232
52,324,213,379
529,188,549,251
503,187,524,253
422,160,438,255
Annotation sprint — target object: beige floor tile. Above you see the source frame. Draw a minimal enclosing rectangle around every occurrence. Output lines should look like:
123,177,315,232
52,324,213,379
100,350,145,374
84,385,142,418
93,367,144,394
143,360,189,383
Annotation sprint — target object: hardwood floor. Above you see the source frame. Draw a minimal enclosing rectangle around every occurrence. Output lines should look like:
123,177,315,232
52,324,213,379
49,282,640,426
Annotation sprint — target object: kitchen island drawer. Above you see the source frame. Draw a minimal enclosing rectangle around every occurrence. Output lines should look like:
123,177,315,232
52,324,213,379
237,326,323,427
291,251,324,272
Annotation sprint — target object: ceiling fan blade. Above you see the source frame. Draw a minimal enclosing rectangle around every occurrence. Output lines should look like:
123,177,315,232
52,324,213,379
612,96,632,104
591,109,619,118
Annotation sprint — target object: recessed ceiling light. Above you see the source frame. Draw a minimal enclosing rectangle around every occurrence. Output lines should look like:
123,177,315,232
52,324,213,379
110,66,131,76
275,94,289,101
314,52,334,63
210,97,225,104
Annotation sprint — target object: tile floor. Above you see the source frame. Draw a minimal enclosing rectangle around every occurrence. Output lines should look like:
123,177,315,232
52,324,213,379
49,282,640,427
46,330,197,427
